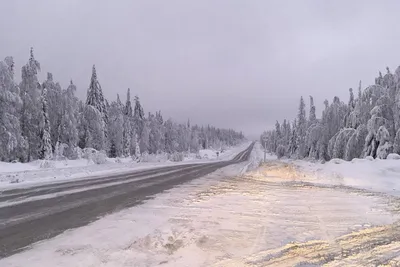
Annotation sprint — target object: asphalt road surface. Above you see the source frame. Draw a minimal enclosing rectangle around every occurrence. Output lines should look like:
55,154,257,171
0,142,254,258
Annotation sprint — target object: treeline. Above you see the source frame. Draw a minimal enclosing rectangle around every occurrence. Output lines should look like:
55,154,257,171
0,48,244,162
261,67,400,161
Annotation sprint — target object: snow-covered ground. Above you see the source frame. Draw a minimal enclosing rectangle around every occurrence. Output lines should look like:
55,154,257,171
2,143,399,266
285,155,400,197
0,143,261,267
0,142,251,189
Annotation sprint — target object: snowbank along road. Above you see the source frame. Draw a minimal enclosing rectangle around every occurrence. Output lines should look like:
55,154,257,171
0,142,254,258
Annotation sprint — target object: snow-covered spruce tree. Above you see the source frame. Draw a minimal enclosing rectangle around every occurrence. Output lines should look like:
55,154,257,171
306,123,324,159
282,119,291,151
296,97,307,158
274,120,282,152
376,125,393,159
393,66,400,134
189,123,199,153
139,118,150,154
164,119,177,153
382,67,396,101
148,112,163,154
185,119,192,153
122,88,133,156
107,94,124,157
39,87,52,160
345,88,355,128
42,72,63,149
393,128,400,154
305,95,318,158
288,119,298,156
133,95,145,157
0,56,25,162
344,124,368,161
86,65,107,124
363,85,394,158
20,48,42,161
59,80,79,158
83,65,107,151
331,128,355,159
308,96,316,126
315,100,330,160
327,96,347,139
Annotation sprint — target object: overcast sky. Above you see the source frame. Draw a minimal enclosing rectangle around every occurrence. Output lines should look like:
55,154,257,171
2,0,400,139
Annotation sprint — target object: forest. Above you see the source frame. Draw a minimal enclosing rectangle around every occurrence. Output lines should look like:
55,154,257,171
261,67,400,161
0,48,244,162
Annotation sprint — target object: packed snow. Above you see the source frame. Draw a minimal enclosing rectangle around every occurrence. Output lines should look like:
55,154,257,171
0,142,251,189
2,142,399,266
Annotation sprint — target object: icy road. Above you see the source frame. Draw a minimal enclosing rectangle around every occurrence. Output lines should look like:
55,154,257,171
0,143,254,258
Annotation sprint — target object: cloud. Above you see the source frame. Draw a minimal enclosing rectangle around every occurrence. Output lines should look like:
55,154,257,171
1,0,400,137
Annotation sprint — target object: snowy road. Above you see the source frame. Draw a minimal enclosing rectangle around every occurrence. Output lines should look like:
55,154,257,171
0,143,254,258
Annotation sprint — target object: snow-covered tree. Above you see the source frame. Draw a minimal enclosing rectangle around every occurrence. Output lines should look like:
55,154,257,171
0,57,25,161
376,125,393,159
308,95,316,125
39,88,52,160
84,65,107,150
20,48,42,161
133,95,145,156
344,124,367,161
393,128,400,154
262,65,400,161
43,72,63,148
139,115,150,154
59,80,79,158
288,119,298,156
296,97,307,158
107,95,124,157
122,88,133,156
0,50,245,162
331,128,355,159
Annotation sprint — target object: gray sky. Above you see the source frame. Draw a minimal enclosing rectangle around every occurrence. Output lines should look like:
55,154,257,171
2,0,400,139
